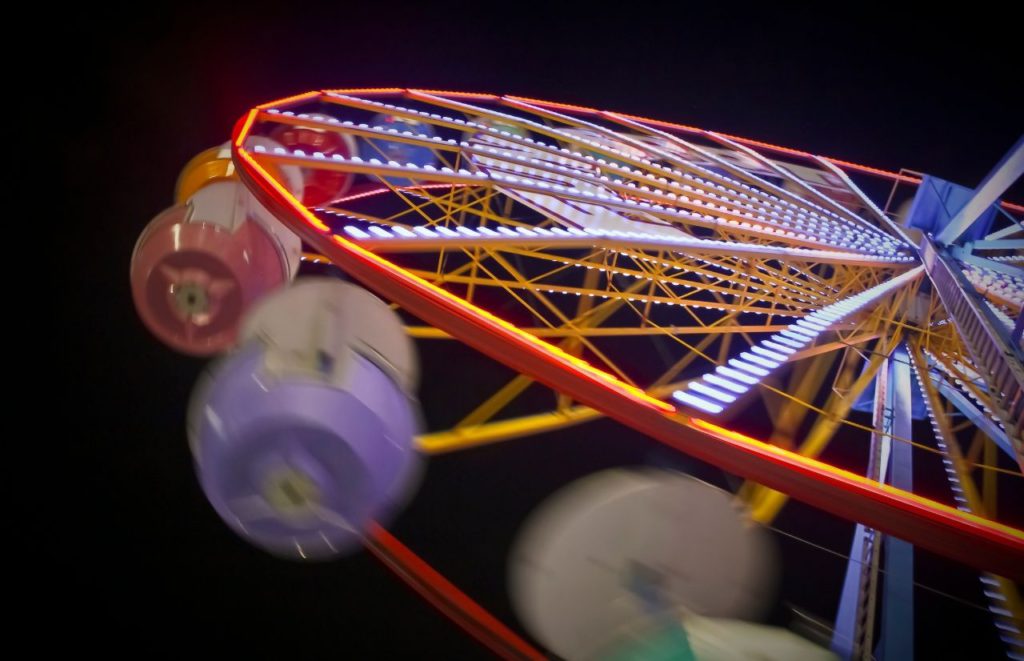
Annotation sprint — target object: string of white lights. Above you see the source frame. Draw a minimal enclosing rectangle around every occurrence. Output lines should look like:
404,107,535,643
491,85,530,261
265,98,911,256
672,266,924,414
908,354,1024,654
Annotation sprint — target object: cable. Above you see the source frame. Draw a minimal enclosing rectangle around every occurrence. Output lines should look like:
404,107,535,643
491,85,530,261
766,524,999,615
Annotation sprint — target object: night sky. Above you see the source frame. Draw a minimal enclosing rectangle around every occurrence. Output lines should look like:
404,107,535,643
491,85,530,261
57,4,1021,658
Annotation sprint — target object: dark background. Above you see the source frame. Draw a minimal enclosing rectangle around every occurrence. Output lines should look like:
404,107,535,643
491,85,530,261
55,3,1021,658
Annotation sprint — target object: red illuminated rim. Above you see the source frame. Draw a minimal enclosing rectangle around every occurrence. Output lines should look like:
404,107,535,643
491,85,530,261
228,89,1023,658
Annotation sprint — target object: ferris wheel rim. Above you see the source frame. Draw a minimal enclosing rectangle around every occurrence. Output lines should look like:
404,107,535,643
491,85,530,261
229,90,1024,584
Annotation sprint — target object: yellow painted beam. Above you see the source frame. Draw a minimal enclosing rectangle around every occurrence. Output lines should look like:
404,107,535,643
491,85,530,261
748,336,896,522
417,406,602,454
770,352,840,450
418,376,698,454
453,278,651,427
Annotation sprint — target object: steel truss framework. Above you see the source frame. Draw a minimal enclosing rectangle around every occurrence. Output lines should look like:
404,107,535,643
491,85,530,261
228,89,1023,659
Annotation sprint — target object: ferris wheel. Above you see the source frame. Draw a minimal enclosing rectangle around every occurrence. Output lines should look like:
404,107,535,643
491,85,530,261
130,88,1023,660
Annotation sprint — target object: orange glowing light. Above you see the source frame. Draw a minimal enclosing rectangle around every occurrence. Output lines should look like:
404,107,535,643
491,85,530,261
236,148,331,233
325,87,404,95
255,90,321,110
505,95,600,114
412,89,500,100
232,110,259,149
611,111,707,136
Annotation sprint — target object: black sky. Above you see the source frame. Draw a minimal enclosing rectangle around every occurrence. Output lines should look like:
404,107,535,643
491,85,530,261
56,3,1021,658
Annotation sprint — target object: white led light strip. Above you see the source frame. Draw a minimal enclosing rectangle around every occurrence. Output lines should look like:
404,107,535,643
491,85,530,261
468,136,891,253
250,146,913,265
672,266,924,414
255,138,905,258
482,94,897,245
333,219,912,265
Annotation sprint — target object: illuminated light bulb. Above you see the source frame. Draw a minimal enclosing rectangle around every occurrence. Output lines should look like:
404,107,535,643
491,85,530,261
729,358,769,377
763,340,795,355
741,352,779,369
673,390,724,414
796,319,828,332
689,382,737,403
704,373,749,394
752,346,788,362
777,333,809,347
